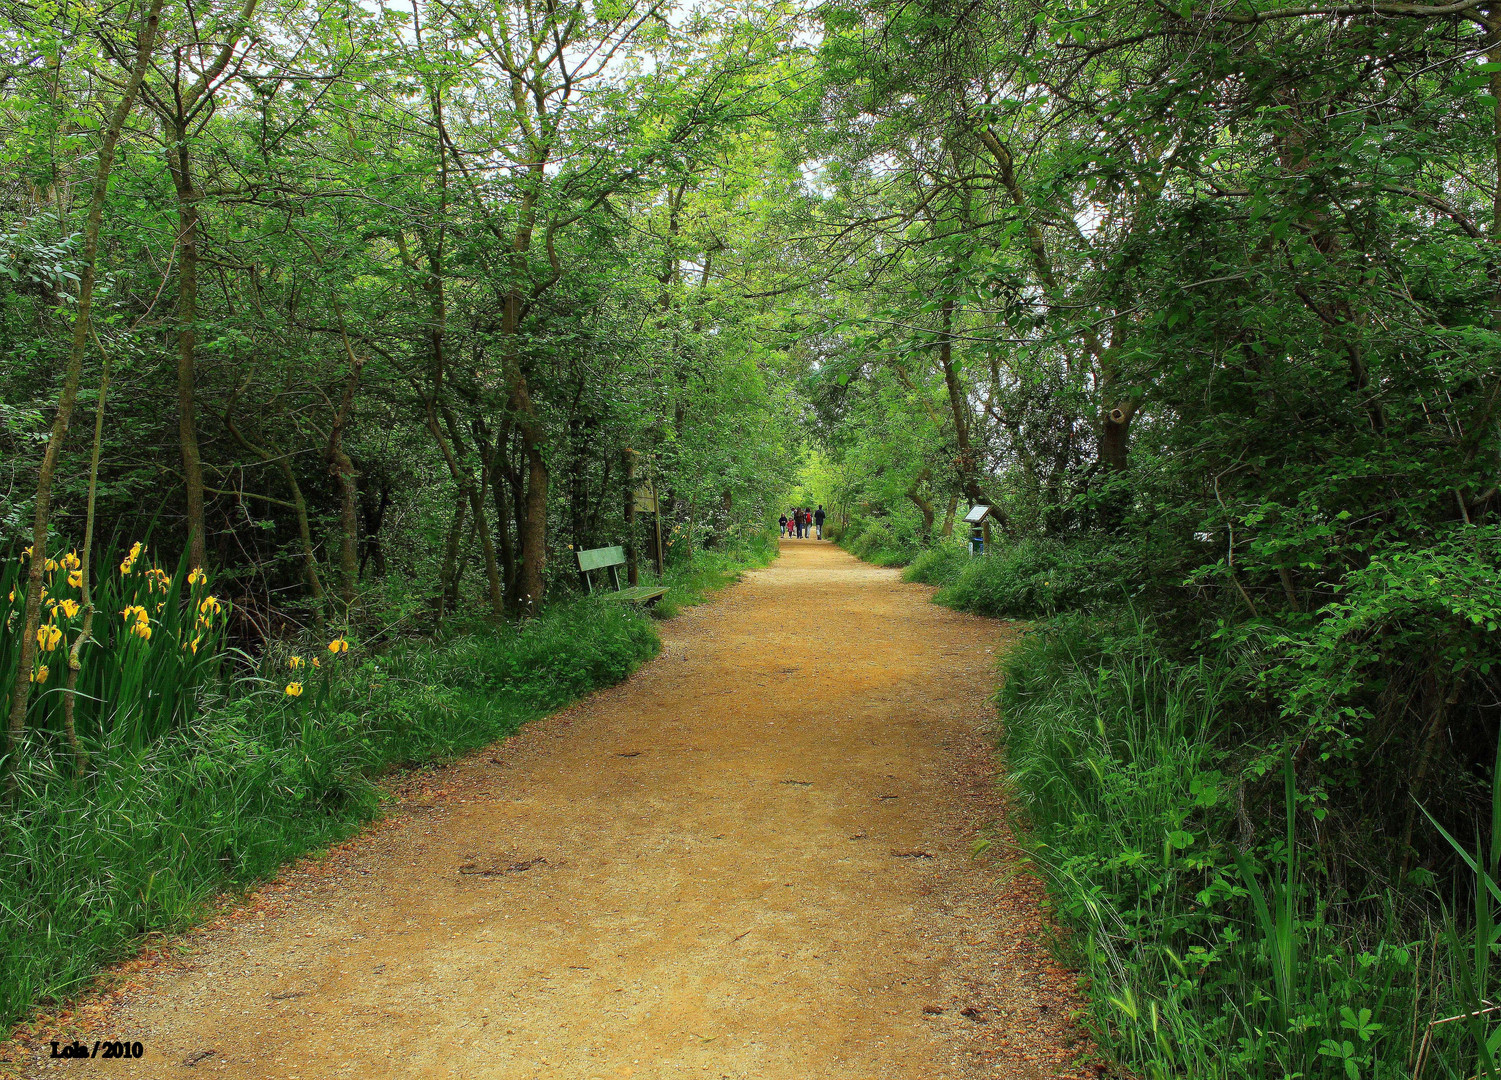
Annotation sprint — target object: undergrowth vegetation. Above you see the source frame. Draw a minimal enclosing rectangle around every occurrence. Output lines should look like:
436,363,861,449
998,617,1462,1078
839,518,921,567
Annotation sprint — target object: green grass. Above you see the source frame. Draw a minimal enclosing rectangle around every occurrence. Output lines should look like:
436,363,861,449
0,539,770,1029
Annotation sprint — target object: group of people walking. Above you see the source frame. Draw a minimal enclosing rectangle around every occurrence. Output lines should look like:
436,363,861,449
780,506,826,540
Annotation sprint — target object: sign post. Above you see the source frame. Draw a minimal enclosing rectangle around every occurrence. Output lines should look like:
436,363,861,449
964,504,994,556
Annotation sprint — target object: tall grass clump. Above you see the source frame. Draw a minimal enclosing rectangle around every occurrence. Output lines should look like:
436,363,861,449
1,543,231,757
1001,615,1493,1079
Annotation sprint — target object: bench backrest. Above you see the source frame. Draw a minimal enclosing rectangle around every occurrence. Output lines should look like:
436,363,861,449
577,545,627,594
577,545,626,572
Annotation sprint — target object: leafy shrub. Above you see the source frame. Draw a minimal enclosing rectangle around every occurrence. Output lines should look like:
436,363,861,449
840,518,922,566
936,537,1130,617
901,539,969,585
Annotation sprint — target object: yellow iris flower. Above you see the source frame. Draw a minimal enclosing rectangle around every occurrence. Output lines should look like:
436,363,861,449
119,541,145,575
327,637,349,654
284,682,304,697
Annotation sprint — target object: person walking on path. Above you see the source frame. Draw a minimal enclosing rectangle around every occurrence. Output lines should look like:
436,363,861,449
815,505,826,540
779,513,789,538
798,509,808,538
792,509,801,538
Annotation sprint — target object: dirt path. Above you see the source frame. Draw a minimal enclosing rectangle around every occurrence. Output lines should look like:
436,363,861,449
14,540,1089,1079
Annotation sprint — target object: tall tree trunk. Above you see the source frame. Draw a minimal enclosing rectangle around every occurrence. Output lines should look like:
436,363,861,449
517,435,549,614
6,0,163,784
508,428,529,605
490,418,518,607
497,157,551,615
167,120,208,569
503,290,550,614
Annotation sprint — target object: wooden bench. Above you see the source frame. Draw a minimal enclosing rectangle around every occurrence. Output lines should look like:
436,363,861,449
577,545,668,605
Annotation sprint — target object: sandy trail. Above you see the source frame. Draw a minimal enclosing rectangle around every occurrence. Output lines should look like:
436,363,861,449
15,540,1088,1079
